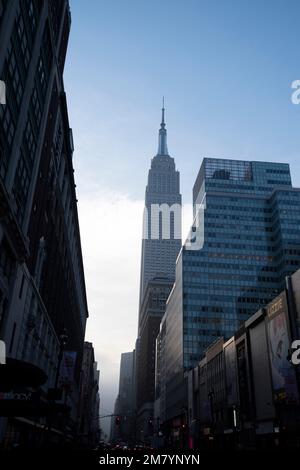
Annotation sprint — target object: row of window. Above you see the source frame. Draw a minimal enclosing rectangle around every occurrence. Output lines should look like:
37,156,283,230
12,23,53,224
183,260,277,272
186,251,274,263
266,168,290,175
0,1,40,179
208,203,270,213
0,238,15,285
206,213,272,223
205,222,272,231
206,231,272,243
267,179,291,186
205,241,272,251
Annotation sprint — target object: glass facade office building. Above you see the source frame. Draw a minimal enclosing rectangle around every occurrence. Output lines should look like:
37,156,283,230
165,158,300,380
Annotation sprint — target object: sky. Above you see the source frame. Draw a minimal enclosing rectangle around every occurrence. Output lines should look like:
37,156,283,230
63,0,300,437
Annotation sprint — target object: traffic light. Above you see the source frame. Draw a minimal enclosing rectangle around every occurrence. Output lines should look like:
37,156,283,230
115,416,121,426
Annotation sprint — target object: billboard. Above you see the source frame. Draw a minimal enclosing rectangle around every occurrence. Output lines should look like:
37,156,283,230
59,351,77,389
266,292,298,404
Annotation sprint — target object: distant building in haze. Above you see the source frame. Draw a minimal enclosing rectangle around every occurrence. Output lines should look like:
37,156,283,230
111,351,135,443
78,342,100,448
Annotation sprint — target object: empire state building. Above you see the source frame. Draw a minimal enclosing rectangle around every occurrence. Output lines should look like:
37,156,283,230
138,104,182,329
135,104,182,435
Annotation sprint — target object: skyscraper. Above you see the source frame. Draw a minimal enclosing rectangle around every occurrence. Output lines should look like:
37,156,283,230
134,104,182,442
111,351,136,443
161,157,300,432
138,103,182,319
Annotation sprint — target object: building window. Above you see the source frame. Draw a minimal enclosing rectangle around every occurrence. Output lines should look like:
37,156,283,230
26,0,37,34
12,113,37,223
23,116,37,160
0,103,15,148
13,151,30,223
34,23,53,105
16,12,31,69
41,23,53,75
53,112,63,170
0,238,15,285
0,101,16,179
37,57,47,96
6,45,23,108
31,87,42,127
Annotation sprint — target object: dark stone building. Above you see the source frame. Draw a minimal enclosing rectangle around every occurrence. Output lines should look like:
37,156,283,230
0,0,88,447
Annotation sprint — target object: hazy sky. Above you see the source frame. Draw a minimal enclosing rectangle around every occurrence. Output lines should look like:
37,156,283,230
64,0,300,436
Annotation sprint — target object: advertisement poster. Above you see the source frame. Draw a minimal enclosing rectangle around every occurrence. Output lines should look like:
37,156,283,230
59,351,77,388
267,293,298,404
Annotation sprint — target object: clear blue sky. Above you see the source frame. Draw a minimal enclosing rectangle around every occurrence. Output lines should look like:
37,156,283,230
65,0,300,202
63,0,300,435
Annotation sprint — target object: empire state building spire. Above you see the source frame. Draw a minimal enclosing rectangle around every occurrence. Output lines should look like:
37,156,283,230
157,97,169,156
